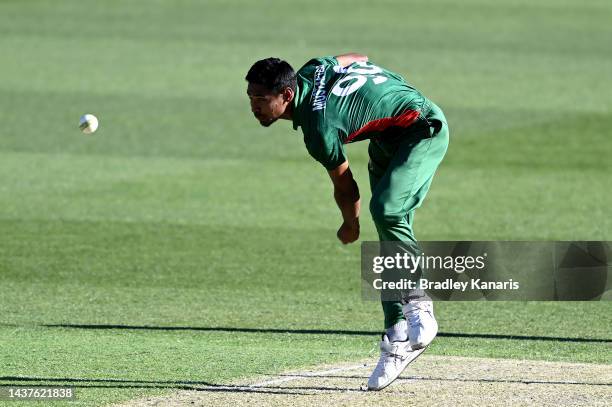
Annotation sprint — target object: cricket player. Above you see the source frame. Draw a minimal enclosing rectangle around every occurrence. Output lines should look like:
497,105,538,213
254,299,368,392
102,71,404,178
245,54,449,390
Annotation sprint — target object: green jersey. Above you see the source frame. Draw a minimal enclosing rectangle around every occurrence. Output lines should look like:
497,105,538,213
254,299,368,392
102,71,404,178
292,56,446,170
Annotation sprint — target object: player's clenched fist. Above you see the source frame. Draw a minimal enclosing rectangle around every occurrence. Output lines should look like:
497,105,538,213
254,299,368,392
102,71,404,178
337,220,360,244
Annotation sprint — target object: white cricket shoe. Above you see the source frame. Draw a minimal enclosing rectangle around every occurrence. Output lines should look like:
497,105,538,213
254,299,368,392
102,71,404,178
403,300,438,349
367,334,426,391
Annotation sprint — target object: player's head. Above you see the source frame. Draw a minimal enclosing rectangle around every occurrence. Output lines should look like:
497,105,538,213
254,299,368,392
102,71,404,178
246,58,296,127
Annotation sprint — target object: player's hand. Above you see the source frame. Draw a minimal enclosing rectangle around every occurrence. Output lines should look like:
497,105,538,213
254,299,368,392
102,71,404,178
337,219,360,244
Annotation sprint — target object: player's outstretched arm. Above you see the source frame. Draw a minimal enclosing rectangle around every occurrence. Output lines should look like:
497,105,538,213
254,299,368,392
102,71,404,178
335,53,368,68
328,160,361,244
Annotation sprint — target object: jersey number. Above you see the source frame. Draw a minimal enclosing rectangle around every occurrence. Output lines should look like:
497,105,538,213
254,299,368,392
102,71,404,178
331,62,388,97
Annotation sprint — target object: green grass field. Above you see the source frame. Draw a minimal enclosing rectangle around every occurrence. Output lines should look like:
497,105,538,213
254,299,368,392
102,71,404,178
1,0,611,406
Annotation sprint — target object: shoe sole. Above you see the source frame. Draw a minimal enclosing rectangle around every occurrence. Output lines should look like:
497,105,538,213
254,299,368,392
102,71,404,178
410,325,439,350
366,345,429,391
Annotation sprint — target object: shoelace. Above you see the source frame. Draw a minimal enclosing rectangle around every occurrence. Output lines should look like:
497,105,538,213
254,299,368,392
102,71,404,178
380,341,409,362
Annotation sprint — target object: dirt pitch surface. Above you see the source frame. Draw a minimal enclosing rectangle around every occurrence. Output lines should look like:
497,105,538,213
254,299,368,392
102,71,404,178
115,355,612,407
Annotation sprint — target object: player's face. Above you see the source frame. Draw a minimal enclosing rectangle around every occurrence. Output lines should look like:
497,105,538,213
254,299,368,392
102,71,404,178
247,83,288,127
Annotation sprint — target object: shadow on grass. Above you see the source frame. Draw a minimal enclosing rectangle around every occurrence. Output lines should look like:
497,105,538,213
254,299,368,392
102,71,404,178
0,377,314,395
37,324,612,343
1,374,609,394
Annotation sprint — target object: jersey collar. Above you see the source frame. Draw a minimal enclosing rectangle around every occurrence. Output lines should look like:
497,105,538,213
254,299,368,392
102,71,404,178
292,82,306,130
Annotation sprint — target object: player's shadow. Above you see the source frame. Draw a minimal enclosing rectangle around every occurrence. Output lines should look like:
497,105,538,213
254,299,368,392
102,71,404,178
38,324,612,343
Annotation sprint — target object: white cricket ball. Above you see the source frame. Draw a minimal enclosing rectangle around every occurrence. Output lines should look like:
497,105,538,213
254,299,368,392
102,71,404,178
79,114,99,134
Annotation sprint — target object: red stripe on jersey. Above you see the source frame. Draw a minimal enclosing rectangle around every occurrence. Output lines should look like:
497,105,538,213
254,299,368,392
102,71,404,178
344,109,420,144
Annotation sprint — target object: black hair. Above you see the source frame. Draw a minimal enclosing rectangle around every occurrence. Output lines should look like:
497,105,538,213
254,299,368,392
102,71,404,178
245,57,296,94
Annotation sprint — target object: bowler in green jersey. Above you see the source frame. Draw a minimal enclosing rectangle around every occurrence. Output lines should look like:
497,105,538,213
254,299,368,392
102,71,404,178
246,54,449,390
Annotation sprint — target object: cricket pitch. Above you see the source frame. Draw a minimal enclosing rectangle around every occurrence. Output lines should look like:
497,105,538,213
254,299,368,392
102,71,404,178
114,355,612,406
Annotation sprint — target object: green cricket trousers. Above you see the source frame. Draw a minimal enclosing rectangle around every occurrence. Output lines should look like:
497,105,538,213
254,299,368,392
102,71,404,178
368,111,449,329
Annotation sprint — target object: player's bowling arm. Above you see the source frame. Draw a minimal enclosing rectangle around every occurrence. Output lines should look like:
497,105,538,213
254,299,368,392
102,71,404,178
328,160,361,244
335,53,368,68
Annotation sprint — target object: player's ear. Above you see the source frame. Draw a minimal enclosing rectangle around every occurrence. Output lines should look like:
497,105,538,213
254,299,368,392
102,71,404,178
282,87,294,103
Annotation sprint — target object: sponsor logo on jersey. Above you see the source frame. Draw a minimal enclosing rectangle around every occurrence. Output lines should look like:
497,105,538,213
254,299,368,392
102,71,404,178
311,65,327,111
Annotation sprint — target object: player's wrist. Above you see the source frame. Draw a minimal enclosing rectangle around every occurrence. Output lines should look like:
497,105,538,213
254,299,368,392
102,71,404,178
345,217,360,229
